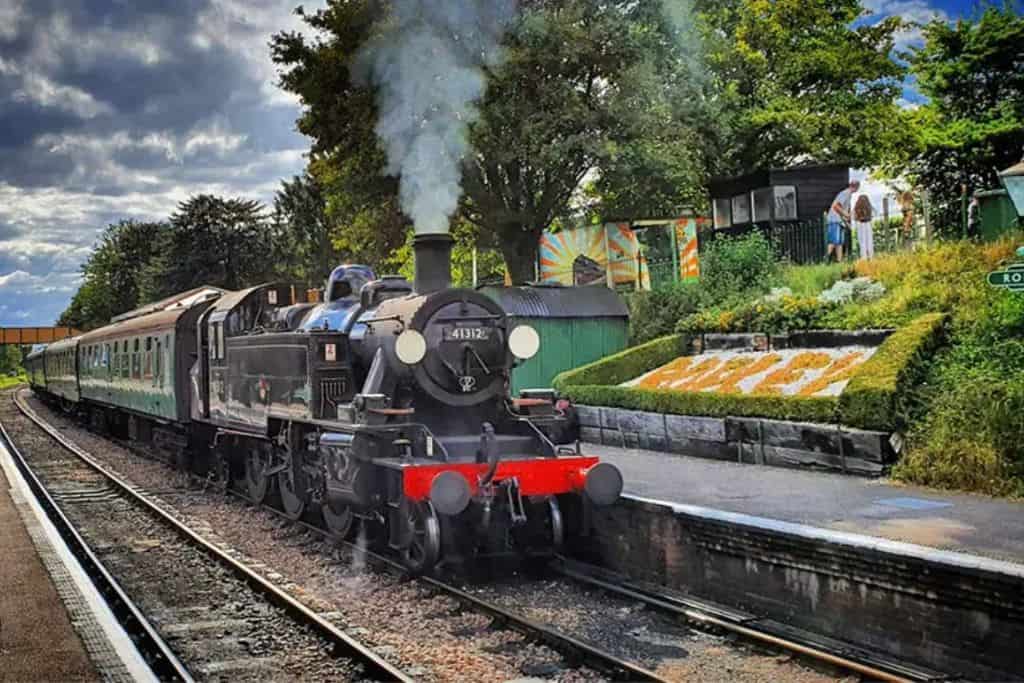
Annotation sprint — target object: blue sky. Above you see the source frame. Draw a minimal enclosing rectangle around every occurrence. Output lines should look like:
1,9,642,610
0,0,986,327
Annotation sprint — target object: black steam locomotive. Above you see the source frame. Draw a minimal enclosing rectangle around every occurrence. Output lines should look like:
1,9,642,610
28,233,623,573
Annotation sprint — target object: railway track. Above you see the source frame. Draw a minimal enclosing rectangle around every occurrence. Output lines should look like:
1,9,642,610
3,391,409,682
9,389,665,681
9,387,943,682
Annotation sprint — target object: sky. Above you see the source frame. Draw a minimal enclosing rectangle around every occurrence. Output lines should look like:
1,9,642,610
0,0,977,328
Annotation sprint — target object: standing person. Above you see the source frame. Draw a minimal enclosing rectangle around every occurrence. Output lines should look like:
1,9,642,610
852,192,875,260
826,180,860,262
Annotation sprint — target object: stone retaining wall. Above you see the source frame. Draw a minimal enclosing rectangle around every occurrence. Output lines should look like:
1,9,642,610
577,405,894,476
572,497,1024,680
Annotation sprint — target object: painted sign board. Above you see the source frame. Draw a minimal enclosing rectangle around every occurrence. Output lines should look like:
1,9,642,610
987,263,1024,292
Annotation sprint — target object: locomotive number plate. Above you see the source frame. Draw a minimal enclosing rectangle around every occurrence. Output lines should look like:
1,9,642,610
444,327,490,341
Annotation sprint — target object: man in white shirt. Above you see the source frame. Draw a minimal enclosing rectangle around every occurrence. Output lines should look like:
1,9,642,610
826,180,860,262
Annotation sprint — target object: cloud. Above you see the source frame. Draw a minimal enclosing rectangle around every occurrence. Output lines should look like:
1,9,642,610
862,0,949,50
0,0,322,326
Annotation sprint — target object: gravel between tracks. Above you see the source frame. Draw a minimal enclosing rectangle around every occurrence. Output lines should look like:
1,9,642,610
7,389,852,682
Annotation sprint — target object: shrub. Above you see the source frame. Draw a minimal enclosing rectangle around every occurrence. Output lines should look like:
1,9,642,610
553,334,685,391
699,231,780,300
625,281,704,345
626,231,781,345
838,313,948,432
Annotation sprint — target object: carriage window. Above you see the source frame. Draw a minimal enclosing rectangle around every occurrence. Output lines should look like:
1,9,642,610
134,338,140,352
145,337,152,351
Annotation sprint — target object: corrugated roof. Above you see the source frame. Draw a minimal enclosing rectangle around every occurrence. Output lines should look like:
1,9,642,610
480,285,629,319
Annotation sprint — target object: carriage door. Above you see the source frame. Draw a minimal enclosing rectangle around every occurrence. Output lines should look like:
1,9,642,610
207,316,228,420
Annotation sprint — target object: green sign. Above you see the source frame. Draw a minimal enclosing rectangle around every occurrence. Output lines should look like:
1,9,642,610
988,263,1024,291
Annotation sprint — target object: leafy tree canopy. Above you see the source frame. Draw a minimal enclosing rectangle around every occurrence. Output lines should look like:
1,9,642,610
273,0,713,283
272,171,340,288
882,4,1024,226
58,220,169,330
698,0,906,174
141,195,275,301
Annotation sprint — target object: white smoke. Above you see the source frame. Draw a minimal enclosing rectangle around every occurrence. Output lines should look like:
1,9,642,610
356,0,516,234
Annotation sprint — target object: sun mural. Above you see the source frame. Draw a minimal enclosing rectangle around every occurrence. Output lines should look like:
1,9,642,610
626,347,876,398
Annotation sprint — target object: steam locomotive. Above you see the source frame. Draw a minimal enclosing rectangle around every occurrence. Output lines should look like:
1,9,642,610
25,234,623,573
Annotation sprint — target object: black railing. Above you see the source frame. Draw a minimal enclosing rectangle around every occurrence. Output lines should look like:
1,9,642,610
698,219,856,265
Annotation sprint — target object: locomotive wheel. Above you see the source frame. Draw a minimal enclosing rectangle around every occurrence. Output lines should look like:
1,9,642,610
278,462,308,520
322,502,355,540
548,497,565,550
243,443,272,504
401,501,441,575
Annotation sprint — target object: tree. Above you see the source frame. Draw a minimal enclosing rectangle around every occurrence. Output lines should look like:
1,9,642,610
273,0,713,284
884,5,1024,230
697,0,906,175
0,344,21,375
272,171,339,288
141,195,275,301
58,220,168,330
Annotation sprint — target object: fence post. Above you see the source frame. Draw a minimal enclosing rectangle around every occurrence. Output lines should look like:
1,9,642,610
603,225,614,289
923,190,932,244
670,222,679,285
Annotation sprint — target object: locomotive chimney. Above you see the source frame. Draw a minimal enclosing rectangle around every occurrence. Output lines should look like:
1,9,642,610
413,233,454,293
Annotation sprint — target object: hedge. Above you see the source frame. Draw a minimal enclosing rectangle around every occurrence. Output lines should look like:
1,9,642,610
838,312,948,432
554,313,948,432
564,384,840,424
552,334,686,391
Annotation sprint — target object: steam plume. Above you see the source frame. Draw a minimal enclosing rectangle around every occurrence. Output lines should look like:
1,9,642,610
356,1,515,234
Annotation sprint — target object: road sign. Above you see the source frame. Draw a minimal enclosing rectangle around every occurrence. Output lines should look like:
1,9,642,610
988,263,1024,291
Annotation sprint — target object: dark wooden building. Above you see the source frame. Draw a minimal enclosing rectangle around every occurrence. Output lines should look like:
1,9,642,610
705,164,851,263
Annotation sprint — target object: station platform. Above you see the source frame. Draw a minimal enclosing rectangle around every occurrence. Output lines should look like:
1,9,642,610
0,434,152,682
587,441,1024,566
579,442,1024,680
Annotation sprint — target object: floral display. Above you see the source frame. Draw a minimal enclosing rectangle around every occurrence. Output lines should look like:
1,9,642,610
626,346,877,398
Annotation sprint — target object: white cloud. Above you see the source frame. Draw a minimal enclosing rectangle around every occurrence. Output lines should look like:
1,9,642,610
863,0,949,50
13,71,114,118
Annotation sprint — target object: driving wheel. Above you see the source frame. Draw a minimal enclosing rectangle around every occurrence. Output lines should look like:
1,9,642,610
278,449,308,520
243,443,272,504
323,501,355,540
400,501,441,575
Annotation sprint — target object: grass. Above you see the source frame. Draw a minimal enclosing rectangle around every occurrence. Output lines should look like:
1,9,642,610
0,373,26,390
779,262,848,297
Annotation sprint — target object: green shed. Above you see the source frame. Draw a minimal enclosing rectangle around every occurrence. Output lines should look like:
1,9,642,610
480,284,629,396
975,189,1021,241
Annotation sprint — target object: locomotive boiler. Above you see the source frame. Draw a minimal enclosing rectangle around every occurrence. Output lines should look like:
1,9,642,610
29,232,624,574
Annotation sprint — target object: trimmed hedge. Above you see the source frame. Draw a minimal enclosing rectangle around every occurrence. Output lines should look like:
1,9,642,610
564,385,839,424
839,312,948,432
552,334,686,391
554,313,948,431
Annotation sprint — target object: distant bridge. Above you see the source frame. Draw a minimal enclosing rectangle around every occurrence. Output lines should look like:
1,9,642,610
0,326,81,345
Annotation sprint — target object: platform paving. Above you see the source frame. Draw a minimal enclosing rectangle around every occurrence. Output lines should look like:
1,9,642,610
587,441,1024,565
0,461,102,681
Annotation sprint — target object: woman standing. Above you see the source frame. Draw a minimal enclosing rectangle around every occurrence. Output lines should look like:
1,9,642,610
852,193,875,260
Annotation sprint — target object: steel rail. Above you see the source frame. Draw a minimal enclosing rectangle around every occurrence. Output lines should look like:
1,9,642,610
12,390,412,683
552,558,951,683
248,494,669,683
0,418,192,682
